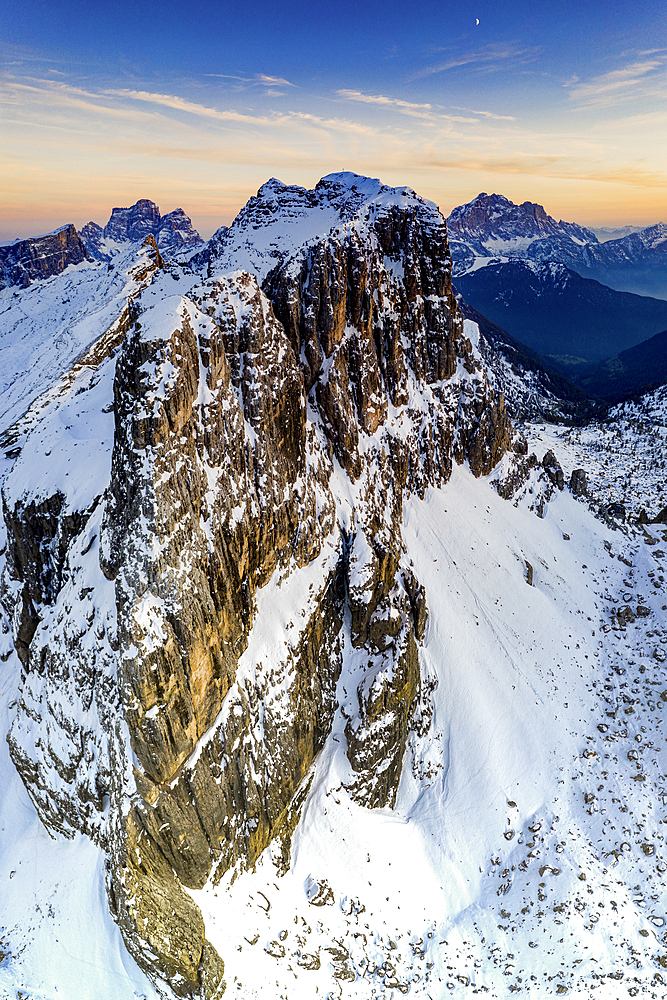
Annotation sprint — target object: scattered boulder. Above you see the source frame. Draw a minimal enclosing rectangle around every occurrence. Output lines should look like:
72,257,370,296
605,502,626,523
616,605,635,626
570,468,588,497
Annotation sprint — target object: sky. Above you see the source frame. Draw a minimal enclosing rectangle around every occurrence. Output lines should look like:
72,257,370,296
1,0,666,239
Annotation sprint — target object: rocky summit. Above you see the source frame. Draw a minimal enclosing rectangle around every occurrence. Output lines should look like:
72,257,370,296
3,173,667,1000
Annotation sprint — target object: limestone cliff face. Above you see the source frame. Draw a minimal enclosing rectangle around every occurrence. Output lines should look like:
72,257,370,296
2,174,515,998
0,224,90,288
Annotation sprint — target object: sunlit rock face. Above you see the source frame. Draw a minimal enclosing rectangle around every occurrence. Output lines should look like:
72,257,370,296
1,173,516,996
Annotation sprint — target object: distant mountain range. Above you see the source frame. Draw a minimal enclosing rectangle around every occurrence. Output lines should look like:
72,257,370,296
3,189,666,411
454,259,667,362
447,192,667,299
0,200,202,290
589,225,644,243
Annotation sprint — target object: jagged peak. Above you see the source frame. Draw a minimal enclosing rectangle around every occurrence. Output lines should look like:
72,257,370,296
108,197,159,214
79,198,201,261
448,191,598,249
202,171,442,282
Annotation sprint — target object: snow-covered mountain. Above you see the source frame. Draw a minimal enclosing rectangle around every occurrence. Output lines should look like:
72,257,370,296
448,193,667,299
1,172,667,1000
80,198,202,260
447,192,598,276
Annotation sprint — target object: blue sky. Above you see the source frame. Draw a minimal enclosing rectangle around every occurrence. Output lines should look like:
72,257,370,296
2,0,666,237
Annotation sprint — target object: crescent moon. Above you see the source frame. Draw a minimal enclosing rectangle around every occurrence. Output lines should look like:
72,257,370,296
476,18,480,24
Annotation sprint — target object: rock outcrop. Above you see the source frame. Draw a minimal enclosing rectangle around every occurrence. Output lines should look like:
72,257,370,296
0,224,90,288
570,468,588,496
2,172,516,997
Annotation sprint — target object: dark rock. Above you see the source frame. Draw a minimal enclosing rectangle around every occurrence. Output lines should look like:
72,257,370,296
80,221,106,259
104,199,162,243
650,505,667,524
157,207,202,252
570,468,588,496
0,225,90,288
80,200,202,261
605,502,626,523
616,605,635,626
542,450,564,490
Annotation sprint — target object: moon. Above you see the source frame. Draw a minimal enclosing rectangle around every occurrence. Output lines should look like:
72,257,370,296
476,17,480,24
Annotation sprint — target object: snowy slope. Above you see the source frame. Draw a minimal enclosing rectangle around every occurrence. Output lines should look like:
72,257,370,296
0,245,163,436
187,453,667,999
4,415,667,997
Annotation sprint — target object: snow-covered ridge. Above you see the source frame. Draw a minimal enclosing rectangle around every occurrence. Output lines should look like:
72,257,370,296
200,171,442,283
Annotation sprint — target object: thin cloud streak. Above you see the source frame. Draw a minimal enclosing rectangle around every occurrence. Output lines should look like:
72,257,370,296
567,57,667,106
336,90,482,124
203,73,295,87
452,106,516,121
337,90,431,110
413,43,539,80
105,88,280,125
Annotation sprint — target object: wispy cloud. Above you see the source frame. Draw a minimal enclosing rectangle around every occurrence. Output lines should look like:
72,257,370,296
256,74,294,87
108,89,382,136
105,88,278,125
566,57,667,107
413,43,539,80
336,90,488,124
4,80,153,123
337,90,431,111
451,106,516,122
203,73,295,87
